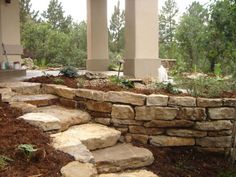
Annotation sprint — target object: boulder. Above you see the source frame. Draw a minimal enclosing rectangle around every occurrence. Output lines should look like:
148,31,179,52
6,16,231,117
111,105,134,120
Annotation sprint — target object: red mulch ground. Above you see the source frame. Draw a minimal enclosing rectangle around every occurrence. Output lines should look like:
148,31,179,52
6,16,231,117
136,143,236,177
0,103,73,177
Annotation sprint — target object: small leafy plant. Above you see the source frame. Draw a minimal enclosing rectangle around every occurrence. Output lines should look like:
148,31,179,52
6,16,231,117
155,82,180,94
53,77,64,84
109,76,134,88
59,66,78,78
18,144,38,161
0,155,13,169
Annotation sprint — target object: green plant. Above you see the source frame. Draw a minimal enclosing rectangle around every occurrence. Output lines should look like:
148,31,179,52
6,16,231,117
59,66,78,78
0,155,13,169
109,76,134,88
53,77,64,84
18,144,38,161
218,170,236,177
214,63,222,78
155,82,180,94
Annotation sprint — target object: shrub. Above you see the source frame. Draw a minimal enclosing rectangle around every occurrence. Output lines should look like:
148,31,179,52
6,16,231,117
155,82,180,94
59,66,78,78
0,155,13,169
53,77,64,84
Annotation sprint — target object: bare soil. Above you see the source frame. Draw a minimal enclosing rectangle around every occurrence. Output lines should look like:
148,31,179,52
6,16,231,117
0,103,73,177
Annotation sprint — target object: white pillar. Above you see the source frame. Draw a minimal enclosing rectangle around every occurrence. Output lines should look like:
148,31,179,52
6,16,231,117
124,0,160,78
87,0,109,71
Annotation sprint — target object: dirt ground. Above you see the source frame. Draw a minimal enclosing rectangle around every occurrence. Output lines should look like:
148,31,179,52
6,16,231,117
0,103,73,177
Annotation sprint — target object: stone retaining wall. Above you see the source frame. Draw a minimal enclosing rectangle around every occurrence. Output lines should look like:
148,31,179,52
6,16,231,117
42,84,236,152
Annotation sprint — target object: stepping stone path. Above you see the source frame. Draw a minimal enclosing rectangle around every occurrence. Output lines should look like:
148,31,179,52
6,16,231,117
1,82,156,177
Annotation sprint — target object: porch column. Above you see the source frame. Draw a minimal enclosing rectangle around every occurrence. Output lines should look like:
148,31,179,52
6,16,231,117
87,0,109,71
124,0,160,78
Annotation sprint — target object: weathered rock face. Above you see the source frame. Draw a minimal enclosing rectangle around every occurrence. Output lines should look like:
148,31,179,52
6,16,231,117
112,119,143,126
131,134,149,144
208,108,236,120
52,124,121,150
76,89,105,101
42,84,76,99
0,82,41,94
196,136,232,148
168,96,196,107
98,170,159,177
35,105,91,131
166,129,207,138
61,161,97,177
105,91,146,106
129,126,164,135
93,143,154,173
18,113,61,131
223,98,236,107
51,133,94,163
150,136,195,147
86,100,112,113
0,88,16,102
144,120,194,128
95,118,111,125
135,107,178,121
10,102,37,114
197,98,222,107
111,105,134,120
147,94,168,106
177,108,206,121
195,121,233,131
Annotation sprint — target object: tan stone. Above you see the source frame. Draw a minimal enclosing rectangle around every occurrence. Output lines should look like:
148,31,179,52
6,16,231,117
223,98,236,107
60,98,77,108
86,100,112,113
105,91,146,106
129,126,164,135
112,119,143,126
10,94,58,107
196,136,231,148
76,89,105,101
19,113,61,131
147,94,168,106
168,96,196,107
197,98,222,107
42,84,76,99
208,130,232,137
0,82,41,94
116,128,129,134
144,120,194,128
53,124,121,150
95,118,111,126
177,108,206,121
195,121,233,131
150,136,195,147
0,88,16,102
51,134,94,163
167,129,207,138
10,102,37,113
131,134,149,144
93,143,154,173
135,107,178,121
208,108,236,120
98,170,159,177
35,105,91,131
111,105,134,119
61,161,97,177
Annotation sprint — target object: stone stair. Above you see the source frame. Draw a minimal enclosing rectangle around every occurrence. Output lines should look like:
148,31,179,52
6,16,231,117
0,82,157,177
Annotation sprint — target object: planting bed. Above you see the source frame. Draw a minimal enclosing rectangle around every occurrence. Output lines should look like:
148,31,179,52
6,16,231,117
0,103,73,177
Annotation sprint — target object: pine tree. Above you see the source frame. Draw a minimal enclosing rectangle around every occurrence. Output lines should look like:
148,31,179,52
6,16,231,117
42,0,72,33
159,0,179,43
20,0,38,24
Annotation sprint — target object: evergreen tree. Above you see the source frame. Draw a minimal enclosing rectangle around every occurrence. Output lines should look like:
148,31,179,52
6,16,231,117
42,0,72,33
109,0,125,54
20,0,38,24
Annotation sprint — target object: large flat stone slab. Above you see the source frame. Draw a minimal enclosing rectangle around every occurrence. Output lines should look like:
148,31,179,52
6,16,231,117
35,105,91,131
99,170,159,177
0,82,41,94
10,102,37,113
52,124,121,150
93,143,154,173
61,161,97,177
19,113,61,131
10,94,59,107
0,88,16,102
51,134,94,163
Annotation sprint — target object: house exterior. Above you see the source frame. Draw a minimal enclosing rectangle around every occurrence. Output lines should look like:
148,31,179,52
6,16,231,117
0,0,160,79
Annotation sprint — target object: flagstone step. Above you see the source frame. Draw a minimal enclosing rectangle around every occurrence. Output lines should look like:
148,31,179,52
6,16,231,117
9,94,59,106
51,123,121,151
19,105,91,131
0,82,41,94
92,143,154,173
98,170,159,177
